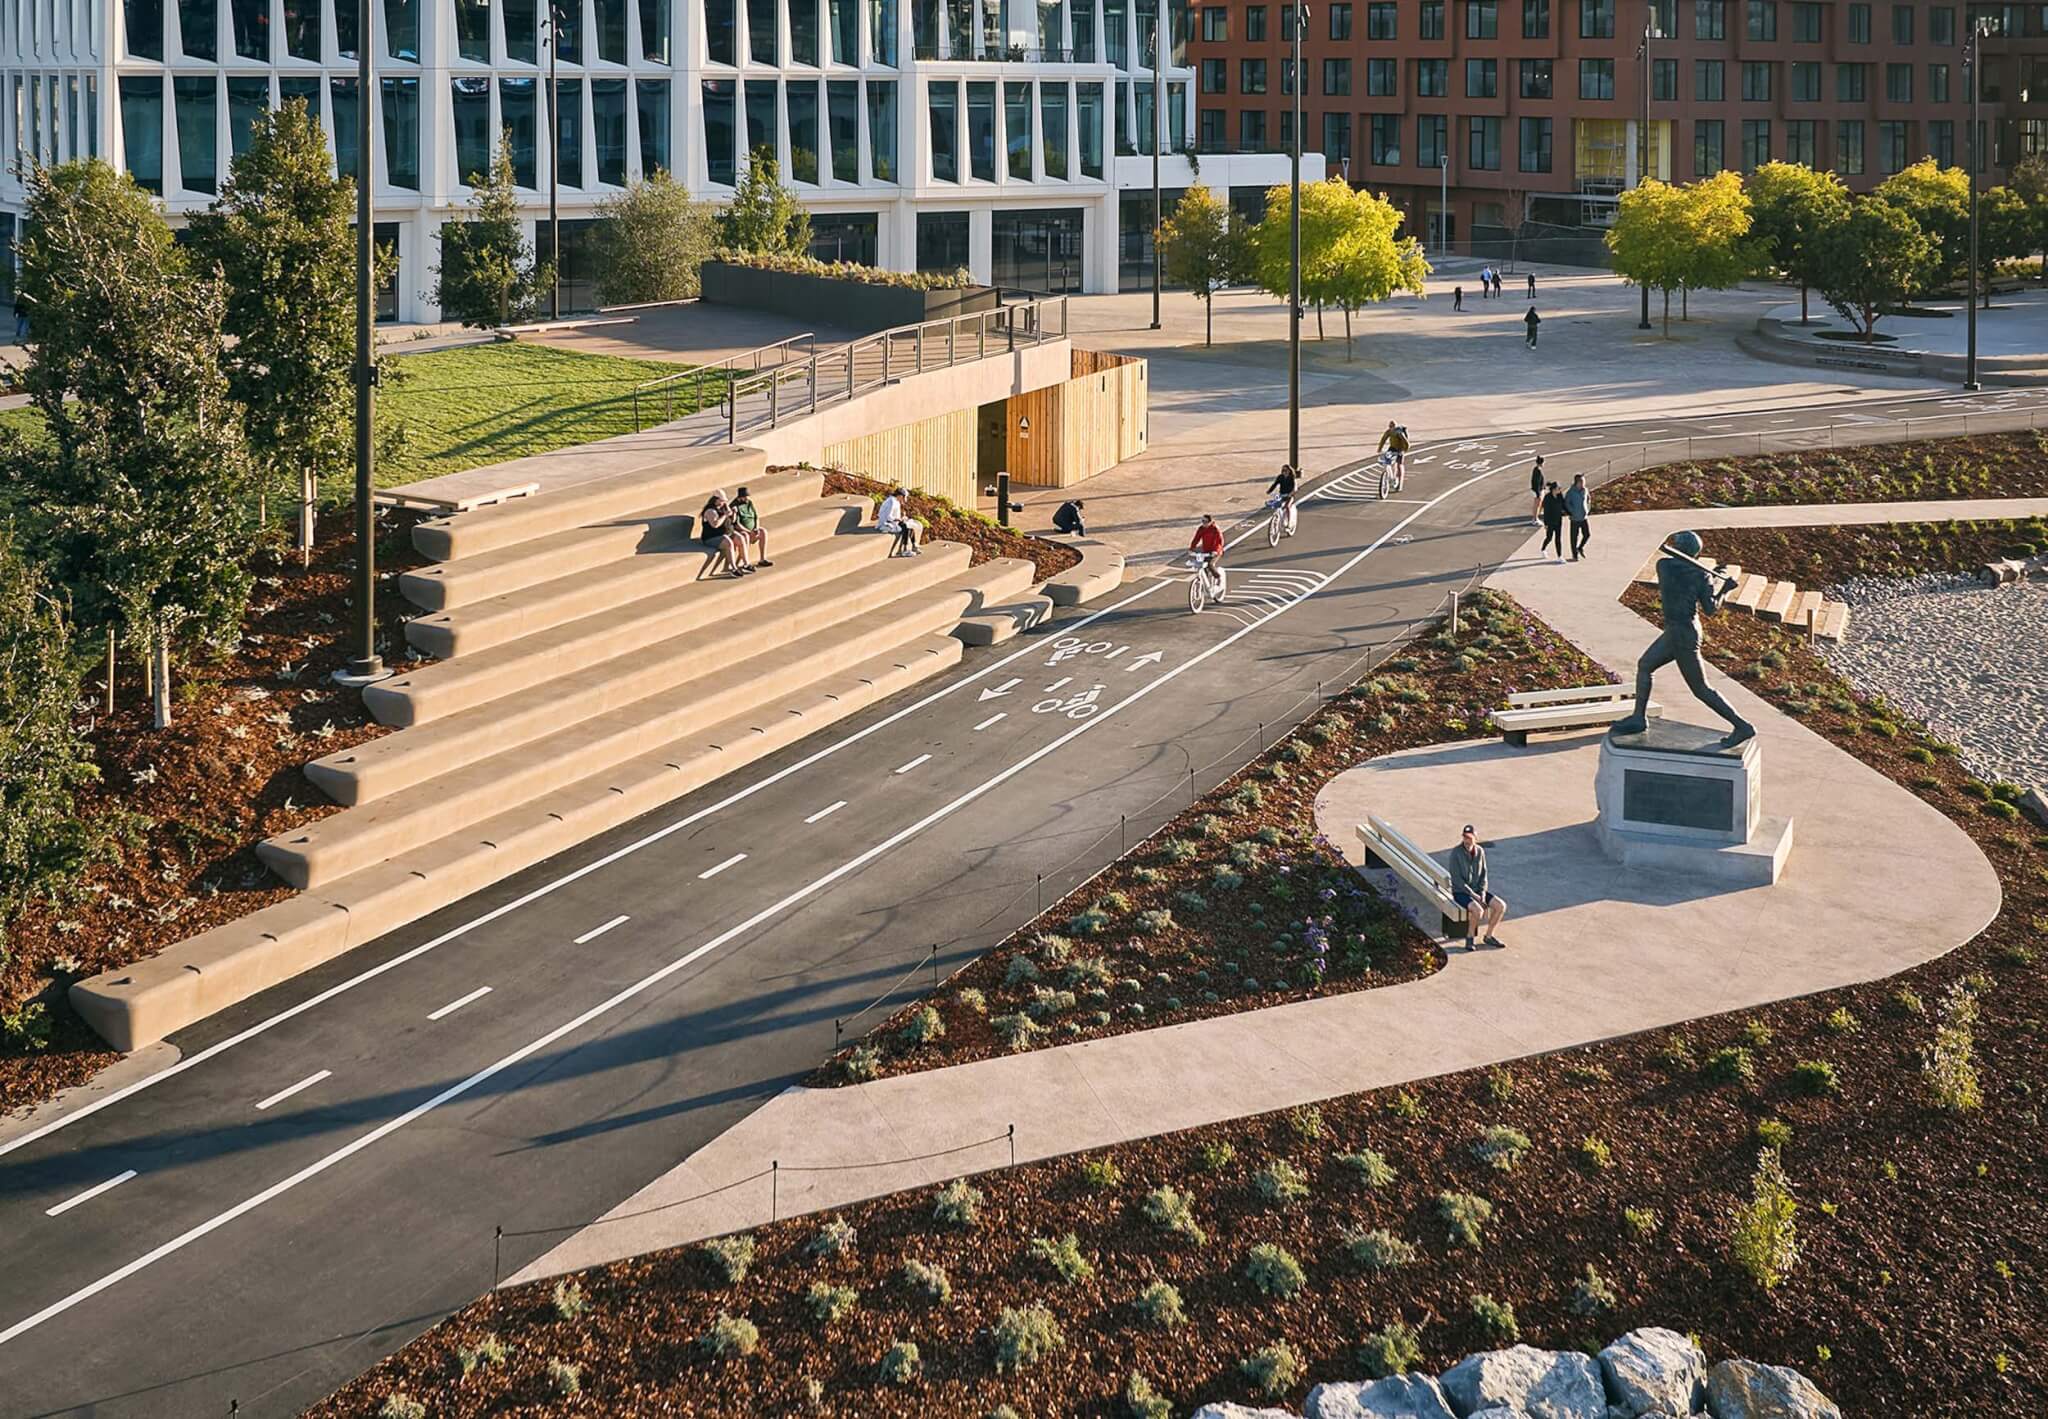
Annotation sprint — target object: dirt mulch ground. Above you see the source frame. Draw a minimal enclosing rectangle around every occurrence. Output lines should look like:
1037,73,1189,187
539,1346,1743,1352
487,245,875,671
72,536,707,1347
804,590,1610,1087
315,549,2047,1419
1690,515,2048,590
1597,429,2048,512
817,470,1083,583
0,512,423,1117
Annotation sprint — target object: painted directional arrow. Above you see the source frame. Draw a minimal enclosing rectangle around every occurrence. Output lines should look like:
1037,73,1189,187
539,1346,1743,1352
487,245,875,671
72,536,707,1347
1124,651,1164,671
978,678,1021,701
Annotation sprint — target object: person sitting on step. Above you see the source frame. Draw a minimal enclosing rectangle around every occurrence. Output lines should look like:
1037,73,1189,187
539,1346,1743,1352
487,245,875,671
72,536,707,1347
877,486,925,556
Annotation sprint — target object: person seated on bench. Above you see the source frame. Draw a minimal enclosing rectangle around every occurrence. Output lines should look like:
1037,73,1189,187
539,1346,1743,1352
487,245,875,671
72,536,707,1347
699,490,754,576
731,485,773,568
878,486,924,556
1448,823,1507,950
1053,498,1087,537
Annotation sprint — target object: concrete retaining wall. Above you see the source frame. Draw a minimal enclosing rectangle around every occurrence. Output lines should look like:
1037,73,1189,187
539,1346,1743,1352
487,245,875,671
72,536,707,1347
1741,316,2048,387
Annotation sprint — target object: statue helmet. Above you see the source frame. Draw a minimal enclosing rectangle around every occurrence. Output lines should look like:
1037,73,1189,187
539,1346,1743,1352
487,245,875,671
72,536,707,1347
1670,530,1703,557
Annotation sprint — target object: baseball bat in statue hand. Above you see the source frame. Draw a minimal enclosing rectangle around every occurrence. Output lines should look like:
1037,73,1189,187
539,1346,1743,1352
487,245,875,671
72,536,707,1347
1659,542,1739,594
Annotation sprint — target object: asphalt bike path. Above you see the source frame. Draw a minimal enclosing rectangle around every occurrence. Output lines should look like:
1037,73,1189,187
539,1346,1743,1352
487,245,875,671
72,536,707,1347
2,384,2043,1417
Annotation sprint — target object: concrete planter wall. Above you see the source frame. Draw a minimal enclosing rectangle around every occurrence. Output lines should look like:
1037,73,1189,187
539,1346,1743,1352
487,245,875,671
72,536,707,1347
700,261,998,331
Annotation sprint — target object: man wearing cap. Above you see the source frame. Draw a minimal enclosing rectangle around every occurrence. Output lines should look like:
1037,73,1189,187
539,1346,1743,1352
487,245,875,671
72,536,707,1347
1447,824,1507,950
1610,530,1754,748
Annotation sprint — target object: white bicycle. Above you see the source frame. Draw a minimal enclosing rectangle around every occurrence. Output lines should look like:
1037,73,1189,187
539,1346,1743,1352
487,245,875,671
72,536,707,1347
1264,494,1298,546
1188,551,1228,612
1376,451,1405,498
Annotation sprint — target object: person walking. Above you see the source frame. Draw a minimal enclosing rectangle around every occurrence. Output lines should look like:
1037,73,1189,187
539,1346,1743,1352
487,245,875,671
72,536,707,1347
1523,306,1541,348
1526,271,1537,299
1453,284,1464,312
730,486,773,568
1448,824,1507,949
1528,456,1546,521
1540,481,1569,560
1491,270,1502,298
1478,266,1491,297
1052,498,1087,536
1565,473,1592,561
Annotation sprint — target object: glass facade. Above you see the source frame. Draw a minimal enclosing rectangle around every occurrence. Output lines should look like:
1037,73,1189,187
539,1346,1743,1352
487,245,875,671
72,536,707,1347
791,0,819,63
283,0,318,59
641,0,671,61
232,0,267,57
786,79,818,179
872,0,899,63
126,0,163,58
1004,80,1030,177
916,209,969,270
597,0,627,63
558,0,585,62
1041,82,1068,177
227,75,266,158
867,78,896,179
452,76,491,182
637,76,669,174
704,78,737,183
967,80,995,179
830,0,857,61
119,75,163,190
992,208,1082,291
503,77,539,186
749,0,778,62
928,79,958,179
810,211,878,262
330,76,359,178
1077,79,1103,176
705,0,735,60
181,0,216,60
383,76,420,187
593,76,628,184
745,78,778,162
387,0,419,59
827,78,857,179
455,0,489,61
556,77,584,186
503,0,536,62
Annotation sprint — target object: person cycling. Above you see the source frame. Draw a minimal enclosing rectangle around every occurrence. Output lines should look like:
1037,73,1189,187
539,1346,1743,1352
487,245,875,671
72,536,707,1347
1189,512,1225,578
1377,420,1411,481
1265,465,1299,535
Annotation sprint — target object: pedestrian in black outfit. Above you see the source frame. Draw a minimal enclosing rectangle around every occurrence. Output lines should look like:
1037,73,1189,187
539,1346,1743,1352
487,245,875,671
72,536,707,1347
1540,482,1569,559
1453,285,1463,311
1524,306,1541,347
1526,272,1536,299
1528,456,1547,521
1565,474,1591,561
1053,498,1087,536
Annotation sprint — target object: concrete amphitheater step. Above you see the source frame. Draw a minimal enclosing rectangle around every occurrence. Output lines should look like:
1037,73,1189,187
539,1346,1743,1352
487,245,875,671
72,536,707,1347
402,495,872,661
264,551,1037,888
329,541,980,803
371,511,902,727
72,631,970,1052
401,470,824,613
412,444,767,563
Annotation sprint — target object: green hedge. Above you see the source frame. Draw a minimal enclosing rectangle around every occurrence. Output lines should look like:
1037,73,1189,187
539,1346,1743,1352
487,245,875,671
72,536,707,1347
709,251,978,292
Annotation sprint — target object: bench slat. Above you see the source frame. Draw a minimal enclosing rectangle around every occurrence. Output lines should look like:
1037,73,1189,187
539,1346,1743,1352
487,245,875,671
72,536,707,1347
1504,683,1631,709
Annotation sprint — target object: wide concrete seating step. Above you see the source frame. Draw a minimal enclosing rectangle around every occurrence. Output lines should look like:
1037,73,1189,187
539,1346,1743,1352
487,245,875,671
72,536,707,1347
373,512,901,726
1813,601,1851,641
1044,538,1126,607
332,541,982,802
401,471,823,613
957,594,1055,646
403,495,870,660
1728,573,1769,613
1757,580,1799,622
72,632,969,1052
1785,588,1823,629
414,444,766,562
265,552,1036,888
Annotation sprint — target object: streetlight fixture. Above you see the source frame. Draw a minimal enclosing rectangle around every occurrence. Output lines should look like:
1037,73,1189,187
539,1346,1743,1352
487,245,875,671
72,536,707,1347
341,0,383,683
1289,0,1307,472
1636,14,1655,330
1437,154,1448,258
548,1,562,321
1964,16,1990,390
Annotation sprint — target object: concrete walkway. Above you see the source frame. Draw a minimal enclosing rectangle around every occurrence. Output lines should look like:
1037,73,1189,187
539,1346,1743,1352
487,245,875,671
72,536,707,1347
510,492,2031,1287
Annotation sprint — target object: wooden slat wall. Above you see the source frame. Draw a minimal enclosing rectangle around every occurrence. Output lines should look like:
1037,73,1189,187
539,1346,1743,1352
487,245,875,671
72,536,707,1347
1006,357,1149,488
821,406,979,505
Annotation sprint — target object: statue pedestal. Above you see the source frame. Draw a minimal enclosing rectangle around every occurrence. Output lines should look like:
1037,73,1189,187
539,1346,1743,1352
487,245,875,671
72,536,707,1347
1596,722,1793,886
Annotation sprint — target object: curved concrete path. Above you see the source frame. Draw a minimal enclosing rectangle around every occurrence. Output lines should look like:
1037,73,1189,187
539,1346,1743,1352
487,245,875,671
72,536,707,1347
512,496,2032,1286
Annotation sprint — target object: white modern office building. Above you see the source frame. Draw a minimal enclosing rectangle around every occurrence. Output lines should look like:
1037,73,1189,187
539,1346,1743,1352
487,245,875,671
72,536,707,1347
0,0,1308,318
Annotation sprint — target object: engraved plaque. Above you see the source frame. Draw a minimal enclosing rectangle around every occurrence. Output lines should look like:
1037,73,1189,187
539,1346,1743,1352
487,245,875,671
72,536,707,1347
1622,768,1735,832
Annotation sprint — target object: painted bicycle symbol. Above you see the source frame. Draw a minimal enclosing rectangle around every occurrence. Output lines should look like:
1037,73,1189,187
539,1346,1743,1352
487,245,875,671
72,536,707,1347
1045,636,1114,666
1033,684,1104,719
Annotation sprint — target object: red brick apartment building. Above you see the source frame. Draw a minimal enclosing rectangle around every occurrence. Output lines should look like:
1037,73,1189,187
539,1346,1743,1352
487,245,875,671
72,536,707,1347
1188,0,2048,253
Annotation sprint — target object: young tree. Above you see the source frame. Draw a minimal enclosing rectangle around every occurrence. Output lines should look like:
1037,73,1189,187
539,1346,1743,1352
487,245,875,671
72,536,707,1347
2009,152,2048,278
1325,188,1430,359
1809,198,1939,341
1978,184,2035,304
1606,180,1691,335
186,98,358,563
717,148,813,256
1161,182,1240,346
5,160,257,727
594,170,720,305
0,530,97,979
1745,161,1851,323
1872,159,1970,293
1607,174,1754,336
1248,177,1371,341
434,134,555,327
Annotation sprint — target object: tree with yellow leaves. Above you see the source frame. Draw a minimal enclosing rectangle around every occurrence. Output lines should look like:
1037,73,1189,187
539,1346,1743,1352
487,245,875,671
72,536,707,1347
1248,178,1429,358
1607,172,1755,336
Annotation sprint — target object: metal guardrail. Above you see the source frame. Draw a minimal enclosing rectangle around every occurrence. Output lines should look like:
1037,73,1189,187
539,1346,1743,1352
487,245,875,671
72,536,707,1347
630,329,817,429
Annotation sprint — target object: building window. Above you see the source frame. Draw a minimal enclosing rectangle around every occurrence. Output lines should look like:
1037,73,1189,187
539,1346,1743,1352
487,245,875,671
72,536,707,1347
227,76,266,158
827,77,858,180
1466,0,1496,35
1371,110,1400,162
1246,4,1266,38
1518,114,1551,169
1581,57,1615,98
1878,118,1909,173
1790,0,1818,38
1324,57,1352,94
1330,1,1352,36
1368,0,1396,34
1930,63,1950,102
591,77,627,184
1078,80,1103,175
1467,114,1500,167
1653,58,1676,98
1324,110,1351,161
1201,3,1225,38
1241,59,1267,94
1281,1,1297,36
1200,58,1225,93
916,210,968,271
743,78,776,162
1281,59,1296,94
1928,117,1953,164
1240,108,1267,149
452,0,487,60
123,0,162,56
1368,57,1397,94
1198,106,1226,150
1418,112,1446,166
1845,1,1868,40
1746,0,1774,37
791,0,820,63
1890,2,1911,40
858,79,893,181
231,0,267,58
1785,116,1816,163
1417,59,1448,96
643,0,671,61
1002,81,1030,179
551,78,581,185
503,76,538,185
173,74,216,193
1836,62,1865,101
1695,62,1722,102
1694,117,1723,173
1886,62,1912,102
1420,0,1444,36
331,77,360,179
118,74,162,188
1694,0,1722,38
1836,117,1863,173
749,0,777,62
181,0,216,59
451,77,489,181
1930,5,1953,43
1741,61,1771,100
1520,58,1552,97
1465,58,1496,96
1791,61,1819,99
1580,0,1613,36
966,80,994,179
703,79,736,184
283,0,319,58
1740,117,1768,170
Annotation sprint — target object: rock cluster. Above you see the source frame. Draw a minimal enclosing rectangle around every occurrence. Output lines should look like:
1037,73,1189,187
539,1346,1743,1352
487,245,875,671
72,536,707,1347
1190,1331,1840,1419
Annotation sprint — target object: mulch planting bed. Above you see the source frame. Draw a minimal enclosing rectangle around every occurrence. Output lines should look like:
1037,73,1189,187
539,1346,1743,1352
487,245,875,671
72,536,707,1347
1596,428,2048,512
318,543,2047,1418
0,511,424,1117
803,590,1609,1088
1684,515,2048,591
816,470,1082,583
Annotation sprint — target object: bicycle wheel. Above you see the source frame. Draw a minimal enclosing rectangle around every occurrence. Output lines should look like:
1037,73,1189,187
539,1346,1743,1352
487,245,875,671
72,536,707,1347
1189,568,1208,613
1267,507,1283,546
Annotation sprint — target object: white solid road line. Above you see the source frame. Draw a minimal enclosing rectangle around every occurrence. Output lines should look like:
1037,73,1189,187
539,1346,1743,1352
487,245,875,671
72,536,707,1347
0,467,1502,1350
44,1172,137,1219
253,1071,331,1113
804,800,848,824
572,915,630,945
426,986,493,1022
697,854,747,880
894,754,932,774
974,713,1006,731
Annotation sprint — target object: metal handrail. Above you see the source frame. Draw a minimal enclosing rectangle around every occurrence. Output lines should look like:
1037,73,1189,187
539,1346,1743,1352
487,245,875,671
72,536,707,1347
630,330,817,428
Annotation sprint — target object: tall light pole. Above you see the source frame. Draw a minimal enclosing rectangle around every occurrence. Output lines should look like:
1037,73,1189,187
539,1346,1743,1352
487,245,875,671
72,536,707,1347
548,2,562,320
1288,0,1306,471
1636,14,1653,329
1437,154,1447,256
1965,18,1987,390
1151,0,1165,329
344,0,382,682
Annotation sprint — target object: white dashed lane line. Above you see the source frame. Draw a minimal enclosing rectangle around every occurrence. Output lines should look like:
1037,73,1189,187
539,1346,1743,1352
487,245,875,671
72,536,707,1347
253,1071,331,1113
697,854,747,880
974,713,1006,731
894,754,933,774
46,1172,137,1219
804,800,848,824
572,915,630,945
426,986,493,1021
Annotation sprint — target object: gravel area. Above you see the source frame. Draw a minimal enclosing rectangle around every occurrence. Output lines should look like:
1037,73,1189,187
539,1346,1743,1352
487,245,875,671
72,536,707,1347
1818,572,2048,789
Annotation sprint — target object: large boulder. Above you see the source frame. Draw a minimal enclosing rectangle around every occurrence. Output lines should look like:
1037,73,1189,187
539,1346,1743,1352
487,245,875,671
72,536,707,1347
1470,1410,1526,1419
1599,1329,1708,1417
1306,1374,1459,1419
1441,1347,1607,1419
1704,1360,1840,1419
1191,1406,1301,1419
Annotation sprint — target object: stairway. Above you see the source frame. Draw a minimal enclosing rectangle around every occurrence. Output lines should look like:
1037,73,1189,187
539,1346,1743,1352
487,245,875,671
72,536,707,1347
1634,558,1851,642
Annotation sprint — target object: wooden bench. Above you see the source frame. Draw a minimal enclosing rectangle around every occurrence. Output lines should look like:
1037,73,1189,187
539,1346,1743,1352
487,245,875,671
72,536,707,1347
1492,685,1662,745
1357,815,1464,938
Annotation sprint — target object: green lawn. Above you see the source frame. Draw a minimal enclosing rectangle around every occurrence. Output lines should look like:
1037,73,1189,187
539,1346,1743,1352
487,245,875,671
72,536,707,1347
0,340,720,494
